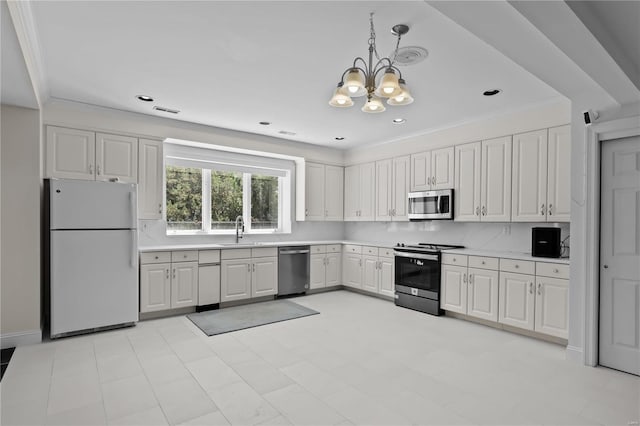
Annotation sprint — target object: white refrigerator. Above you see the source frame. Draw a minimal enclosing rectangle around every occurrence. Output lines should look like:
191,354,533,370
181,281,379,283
48,179,138,338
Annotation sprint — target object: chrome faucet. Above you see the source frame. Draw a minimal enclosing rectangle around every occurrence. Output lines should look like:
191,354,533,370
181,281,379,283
235,215,244,243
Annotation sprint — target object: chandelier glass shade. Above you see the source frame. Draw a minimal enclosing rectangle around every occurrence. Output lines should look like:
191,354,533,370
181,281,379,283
329,13,414,113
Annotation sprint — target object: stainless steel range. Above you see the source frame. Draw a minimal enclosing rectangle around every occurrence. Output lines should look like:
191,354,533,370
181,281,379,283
394,243,464,315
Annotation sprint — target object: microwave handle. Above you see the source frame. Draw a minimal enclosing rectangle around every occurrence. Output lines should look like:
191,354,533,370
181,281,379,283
438,195,443,214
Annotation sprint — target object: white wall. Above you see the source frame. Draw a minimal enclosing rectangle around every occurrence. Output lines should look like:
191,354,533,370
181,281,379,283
1,104,42,347
345,221,569,253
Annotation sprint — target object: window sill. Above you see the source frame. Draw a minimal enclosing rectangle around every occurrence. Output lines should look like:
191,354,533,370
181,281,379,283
166,229,290,237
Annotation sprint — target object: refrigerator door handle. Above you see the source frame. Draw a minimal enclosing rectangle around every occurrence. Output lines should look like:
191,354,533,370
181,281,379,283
131,230,138,268
129,191,137,228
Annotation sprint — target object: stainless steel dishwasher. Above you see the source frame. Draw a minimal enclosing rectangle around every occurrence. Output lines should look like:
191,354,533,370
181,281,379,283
278,246,310,296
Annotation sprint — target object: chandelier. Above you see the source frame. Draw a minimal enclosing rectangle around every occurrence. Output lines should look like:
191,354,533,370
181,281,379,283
329,13,414,113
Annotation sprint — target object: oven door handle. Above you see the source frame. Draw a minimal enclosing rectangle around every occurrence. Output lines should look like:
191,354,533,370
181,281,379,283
394,251,439,261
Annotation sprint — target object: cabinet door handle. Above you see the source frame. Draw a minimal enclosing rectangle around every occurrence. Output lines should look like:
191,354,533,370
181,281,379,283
541,204,545,216
463,273,467,284
548,204,553,215
253,263,256,272
392,209,396,216
469,274,473,284
247,264,251,272
475,206,480,216
481,206,486,216
305,209,308,216
432,176,435,186
166,268,169,279
172,268,176,279
97,164,101,175
359,258,362,267
537,283,542,295
89,164,93,175
529,282,533,294
427,177,431,186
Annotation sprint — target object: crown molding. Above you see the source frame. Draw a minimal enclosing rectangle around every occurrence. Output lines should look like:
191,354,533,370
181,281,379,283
6,0,49,107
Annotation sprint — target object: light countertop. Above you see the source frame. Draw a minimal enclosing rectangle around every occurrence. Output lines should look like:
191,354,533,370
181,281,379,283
442,248,570,264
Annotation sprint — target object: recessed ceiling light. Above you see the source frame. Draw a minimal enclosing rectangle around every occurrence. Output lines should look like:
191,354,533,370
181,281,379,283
483,89,502,96
392,118,406,124
335,137,345,141
136,95,154,102
259,121,271,125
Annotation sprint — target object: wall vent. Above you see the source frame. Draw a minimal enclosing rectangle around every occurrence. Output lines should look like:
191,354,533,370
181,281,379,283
153,106,180,114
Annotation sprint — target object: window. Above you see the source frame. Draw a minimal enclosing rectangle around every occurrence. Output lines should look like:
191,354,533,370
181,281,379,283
164,141,291,234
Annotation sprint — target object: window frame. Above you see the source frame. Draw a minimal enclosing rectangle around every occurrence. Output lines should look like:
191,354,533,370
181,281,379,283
164,142,292,236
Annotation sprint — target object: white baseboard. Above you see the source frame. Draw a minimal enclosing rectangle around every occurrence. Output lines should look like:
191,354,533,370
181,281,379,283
1,329,42,349
565,345,584,364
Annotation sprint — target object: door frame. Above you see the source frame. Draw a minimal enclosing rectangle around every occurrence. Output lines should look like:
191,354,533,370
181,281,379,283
584,115,640,367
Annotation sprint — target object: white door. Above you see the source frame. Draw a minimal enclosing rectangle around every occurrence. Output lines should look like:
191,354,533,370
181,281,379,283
481,136,512,222
378,257,395,298
138,139,163,220
440,264,467,314
375,159,393,221
198,265,220,305
221,260,251,302
325,253,341,287
359,162,376,221
431,147,455,190
324,165,344,221
454,142,481,221
467,268,499,322
362,255,379,293
534,276,569,339
252,257,278,297
547,125,571,222
410,151,430,191
600,136,640,375
309,254,326,289
512,129,548,221
171,262,198,308
96,133,138,183
140,263,171,313
343,165,360,221
392,156,410,221
498,272,535,330
343,253,362,289
305,163,325,220
46,126,96,180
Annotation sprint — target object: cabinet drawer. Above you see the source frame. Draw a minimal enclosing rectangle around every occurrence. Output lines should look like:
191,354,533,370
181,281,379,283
500,258,535,275
171,250,198,262
252,247,278,258
311,245,326,254
140,251,171,264
199,250,220,264
536,262,570,279
468,256,499,270
221,248,252,260
344,244,362,254
442,253,468,267
326,244,341,253
363,246,379,256
379,247,394,258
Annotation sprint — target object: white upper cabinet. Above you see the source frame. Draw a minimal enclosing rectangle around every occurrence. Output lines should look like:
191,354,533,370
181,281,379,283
46,126,139,183
546,125,571,222
46,126,96,180
96,133,138,183
375,156,409,221
512,129,549,222
305,163,325,220
305,162,343,221
481,136,512,222
454,142,482,221
411,147,454,192
138,139,163,220
344,162,375,221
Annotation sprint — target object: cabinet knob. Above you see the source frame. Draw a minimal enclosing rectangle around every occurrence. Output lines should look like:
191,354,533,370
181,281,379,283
515,264,519,269
154,255,159,259
554,268,559,273
603,265,609,269
481,261,485,265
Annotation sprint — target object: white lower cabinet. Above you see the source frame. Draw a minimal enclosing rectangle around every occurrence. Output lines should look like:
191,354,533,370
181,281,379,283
378,255,395,298
467,268,499,322
140,251,198,313
441,264,468,314
498,271,535,330
220,248,278,302
310,245,341,289
343,245,394,297
534,275,569,338
342,251,363,289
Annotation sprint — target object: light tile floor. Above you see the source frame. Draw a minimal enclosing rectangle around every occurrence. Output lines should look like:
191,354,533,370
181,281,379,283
1,290,638,425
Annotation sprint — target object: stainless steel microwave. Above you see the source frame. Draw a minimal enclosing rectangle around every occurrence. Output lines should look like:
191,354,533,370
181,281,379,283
408,189,454,220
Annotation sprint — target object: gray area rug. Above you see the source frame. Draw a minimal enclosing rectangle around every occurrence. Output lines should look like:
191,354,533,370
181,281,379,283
187,299,319,336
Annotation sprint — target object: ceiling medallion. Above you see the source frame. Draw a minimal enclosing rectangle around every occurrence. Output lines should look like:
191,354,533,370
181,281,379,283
329,13,415,113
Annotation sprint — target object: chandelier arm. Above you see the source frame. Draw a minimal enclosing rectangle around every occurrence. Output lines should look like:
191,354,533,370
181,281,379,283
339,66,368,84
351,57,370,74
372,57,393,73
389,65,404,80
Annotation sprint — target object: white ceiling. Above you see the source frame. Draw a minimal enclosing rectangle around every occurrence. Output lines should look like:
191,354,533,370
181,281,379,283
24,1,566,148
